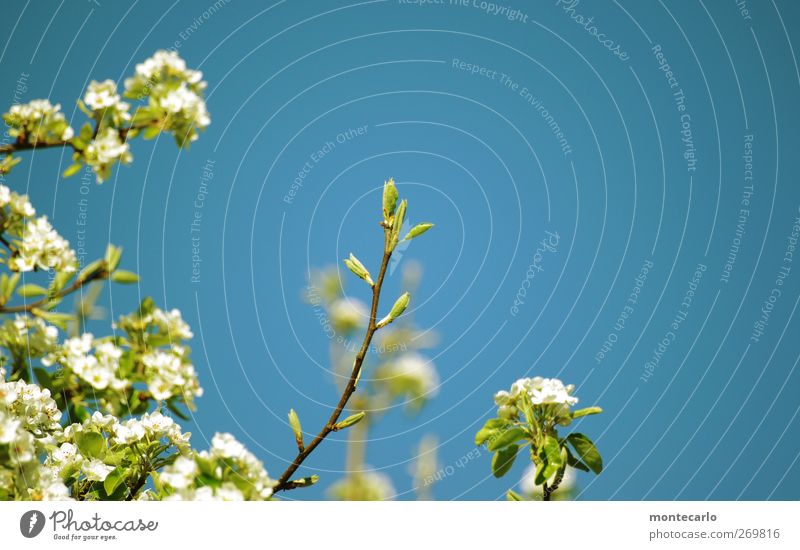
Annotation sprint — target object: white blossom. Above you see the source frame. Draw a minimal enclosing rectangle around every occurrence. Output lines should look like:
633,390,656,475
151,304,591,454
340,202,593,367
8,216,77,272
83,128,132,182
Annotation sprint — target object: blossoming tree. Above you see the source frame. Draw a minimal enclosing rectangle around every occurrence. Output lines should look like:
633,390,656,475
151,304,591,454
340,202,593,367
0,50,602,502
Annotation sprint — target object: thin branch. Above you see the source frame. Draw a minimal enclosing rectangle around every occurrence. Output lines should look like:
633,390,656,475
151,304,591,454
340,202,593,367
0,269,107,314
0,140,70,155
272,230,392,493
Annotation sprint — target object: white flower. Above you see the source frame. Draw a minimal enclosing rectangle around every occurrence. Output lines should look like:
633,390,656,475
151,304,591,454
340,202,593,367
160,456,197,490
9,192,36,217
8,216,77,272
210,432,247,460
83,128,132,182
84,80,129,113
151,308,193,340
0,415,21,443
142,348,202,402
83,459,114,481
3,99,73,144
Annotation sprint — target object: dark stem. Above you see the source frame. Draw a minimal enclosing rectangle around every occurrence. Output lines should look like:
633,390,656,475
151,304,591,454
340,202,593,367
272,232,392,493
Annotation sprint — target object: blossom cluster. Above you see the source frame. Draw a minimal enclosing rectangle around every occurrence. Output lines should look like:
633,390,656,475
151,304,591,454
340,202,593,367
1,183,77,273
493,376,578,423
155,432,275,501
2,100,73,146
80,128,132,183
0,316,59,365
41,302,202,414
124,50,210,146
0,367,69,500
43,335,127,392
83,80,131,125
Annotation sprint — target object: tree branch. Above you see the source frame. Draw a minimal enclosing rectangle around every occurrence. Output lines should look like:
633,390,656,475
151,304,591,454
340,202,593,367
272,231,392,493
0,269,107,314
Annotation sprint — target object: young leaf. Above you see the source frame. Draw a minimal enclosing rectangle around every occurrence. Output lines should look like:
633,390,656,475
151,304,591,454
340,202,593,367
403,223,434,241
566,433,603,474
570,406,603,419
542,435,562,469
288,409,304,450
492,444,519,478
487,427,527,451
506,490,524,501
16,284,48,298
110,270,139,284
103,467,125,495
343,253,373,286
389,199,408,249
63,163,83,178
332,411,366,431
475,418,510,446
377,292,410,328
75,431,106,459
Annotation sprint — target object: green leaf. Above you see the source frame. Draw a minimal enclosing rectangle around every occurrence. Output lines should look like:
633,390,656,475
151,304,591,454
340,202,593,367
492,444,519,478
566,433,603,474
506,490,524,501
377,292,410,328
571,406,603,419
110,270,139,284
166,399,190,420
403,223,434,241
487,427,527,451
564,445,590,472
343,253,373,286
33,368,53,389
389,199,408,248
16,284,48,298
542,434,563,469
63,163,83,178
78,259,105,282
333,411,366,431
103,467,125,495
142,126,161,140
75,431,106,459
474,418,510,446
104,244,123,272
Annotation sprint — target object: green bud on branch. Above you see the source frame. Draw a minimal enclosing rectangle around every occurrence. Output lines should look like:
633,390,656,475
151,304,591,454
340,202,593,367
343,253,374,286
332,411,366,431
286,475,319,489
377,291,410,328
383,178,398,220
288,409,304,452
403,223,434,241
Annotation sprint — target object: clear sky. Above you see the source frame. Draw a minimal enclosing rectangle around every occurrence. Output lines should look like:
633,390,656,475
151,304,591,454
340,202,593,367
2,0,799,500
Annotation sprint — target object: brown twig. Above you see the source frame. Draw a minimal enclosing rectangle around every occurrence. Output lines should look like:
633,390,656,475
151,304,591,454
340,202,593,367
0,269,107,314
272,230,393,493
